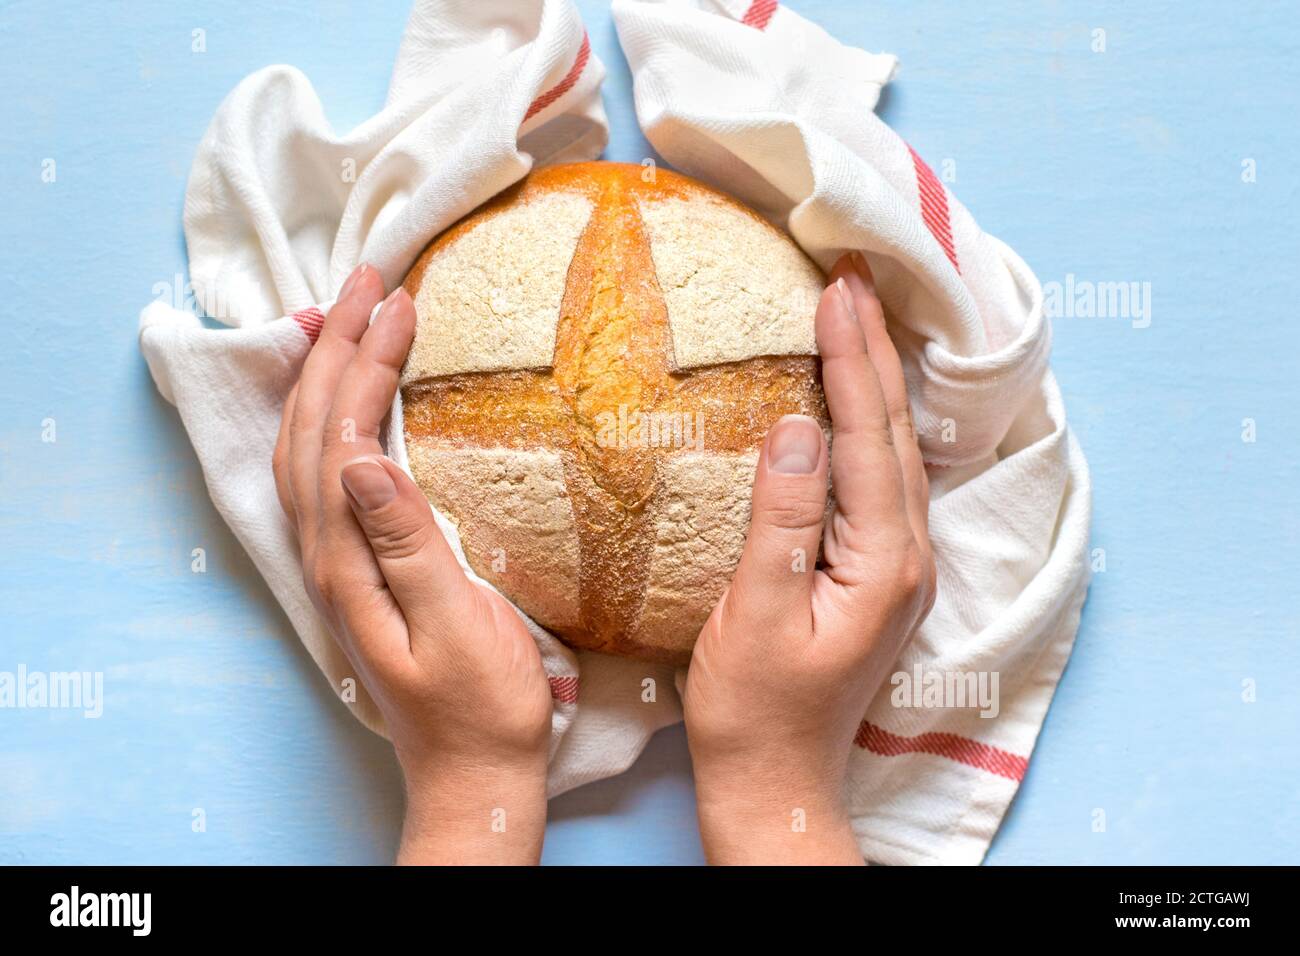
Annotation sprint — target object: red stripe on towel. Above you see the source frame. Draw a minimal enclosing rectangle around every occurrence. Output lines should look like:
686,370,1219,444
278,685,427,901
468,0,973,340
549,675,580,704
740,0,779,30
907,145,960,273
855,720,1028,781
524,32,591,123
292,307,326,344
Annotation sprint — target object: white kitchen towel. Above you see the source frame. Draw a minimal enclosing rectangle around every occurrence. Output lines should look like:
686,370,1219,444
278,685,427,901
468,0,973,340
139,0,1091,865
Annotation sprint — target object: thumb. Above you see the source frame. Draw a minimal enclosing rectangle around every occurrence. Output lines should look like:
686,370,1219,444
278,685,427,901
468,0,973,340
726,415,828,632
339,454,474,624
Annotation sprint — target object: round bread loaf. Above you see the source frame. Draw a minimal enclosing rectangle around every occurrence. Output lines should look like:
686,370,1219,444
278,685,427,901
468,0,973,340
401,161,827,664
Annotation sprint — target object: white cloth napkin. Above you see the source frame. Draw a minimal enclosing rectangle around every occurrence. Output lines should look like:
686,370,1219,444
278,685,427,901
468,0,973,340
139,0,1091,865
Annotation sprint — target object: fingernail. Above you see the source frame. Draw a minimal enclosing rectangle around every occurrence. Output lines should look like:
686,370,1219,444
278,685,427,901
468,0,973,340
341,457,396,511
374,287,406,323
835,277,857,319
852,251,878,289
338,263,369,301
769,415,822,474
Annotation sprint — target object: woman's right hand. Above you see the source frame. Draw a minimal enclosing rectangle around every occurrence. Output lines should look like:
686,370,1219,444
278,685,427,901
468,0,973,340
684,252,936,865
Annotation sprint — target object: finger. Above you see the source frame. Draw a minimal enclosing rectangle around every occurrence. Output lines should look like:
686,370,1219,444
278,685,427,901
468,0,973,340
725,415,827,635
273,382,298,522
340,455,478,631
306,287,419,662
320,288,414,490
288,262,385,556
816,278,907,538
830,252,930,540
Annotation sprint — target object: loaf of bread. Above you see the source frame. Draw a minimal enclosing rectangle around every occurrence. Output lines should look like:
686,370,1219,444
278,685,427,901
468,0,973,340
401,162,827,664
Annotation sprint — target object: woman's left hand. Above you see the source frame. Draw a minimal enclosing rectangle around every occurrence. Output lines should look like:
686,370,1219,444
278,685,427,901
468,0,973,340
271,264,554,865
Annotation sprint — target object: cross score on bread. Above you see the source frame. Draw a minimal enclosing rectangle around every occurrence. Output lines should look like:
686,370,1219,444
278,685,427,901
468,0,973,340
401,163,828,663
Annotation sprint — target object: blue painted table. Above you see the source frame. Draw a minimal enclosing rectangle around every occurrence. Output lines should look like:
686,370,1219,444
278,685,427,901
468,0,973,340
1,1,1296,865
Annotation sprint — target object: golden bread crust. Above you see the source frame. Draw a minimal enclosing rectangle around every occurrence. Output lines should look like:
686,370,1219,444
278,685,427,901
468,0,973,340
402,162,826,664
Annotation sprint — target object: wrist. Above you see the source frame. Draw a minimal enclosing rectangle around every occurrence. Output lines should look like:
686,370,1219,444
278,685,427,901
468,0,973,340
397,755,548,865
691,751,863,866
